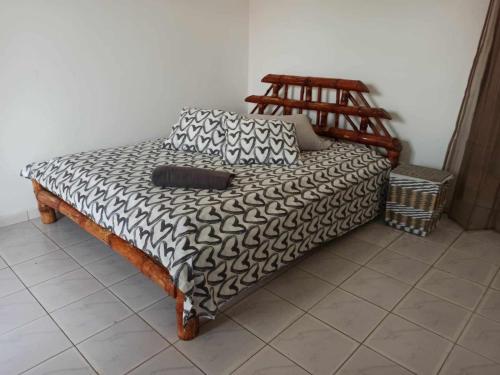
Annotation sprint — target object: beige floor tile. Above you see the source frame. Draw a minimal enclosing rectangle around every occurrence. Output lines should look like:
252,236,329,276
128,346,202,375
459,314,500,363
298,250,360,285
417,269,485,310
388,233,447,264
437,216,464,234
492,271,500,290
327,235,383,264
175,315,264,375
367,249,429,284
226,289,302,342
366,314,452,374
12,249,80,287
51,289,133,344
341,268,411,310
33,217,93,248
24,347,96,375
63,238,114,266
78,315,168,375
435,248,498,285
439,345,500,375
423,225,462,248
109,273,165,311
336,345,412,375
271,315,358,375
0,289,46,336
0,268,25,298
265,268,334,310
0,221,59,265
0,316,72,374
4,218,500,375
233,346,309,375
310,289,386,341
351,221,402,247
29,268,104,312
477,288,500,323
451,231,500,265
138,297,178,343
219,283,264,313
84,253,138,286
394,289,470,341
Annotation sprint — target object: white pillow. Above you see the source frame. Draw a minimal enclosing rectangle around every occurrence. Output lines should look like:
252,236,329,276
247,113,333,151
164,107,238,156
223,116,301,165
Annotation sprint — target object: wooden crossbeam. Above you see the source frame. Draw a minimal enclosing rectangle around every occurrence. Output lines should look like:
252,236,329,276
245,95,392,119
261,74,369,92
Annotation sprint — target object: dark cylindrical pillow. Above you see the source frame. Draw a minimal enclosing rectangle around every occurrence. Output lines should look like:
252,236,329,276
152,165,234,190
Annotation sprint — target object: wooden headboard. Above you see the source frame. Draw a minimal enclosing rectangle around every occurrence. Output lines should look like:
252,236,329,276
246,74,401,167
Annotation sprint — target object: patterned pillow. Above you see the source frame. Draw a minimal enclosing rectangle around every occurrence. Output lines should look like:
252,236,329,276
223,116,301,165
164,108,238,156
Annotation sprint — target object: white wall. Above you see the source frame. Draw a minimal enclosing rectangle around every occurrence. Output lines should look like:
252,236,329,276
0,0,490,226
248,0,489,168
0,0,249,225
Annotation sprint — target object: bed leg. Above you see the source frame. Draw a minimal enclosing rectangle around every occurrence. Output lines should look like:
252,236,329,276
176,292,199,340
32,180,57,224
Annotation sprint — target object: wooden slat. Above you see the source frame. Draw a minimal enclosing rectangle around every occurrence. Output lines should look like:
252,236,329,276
245,95,392,119
248,73,401,166
262,74,369,92
314,127,402,152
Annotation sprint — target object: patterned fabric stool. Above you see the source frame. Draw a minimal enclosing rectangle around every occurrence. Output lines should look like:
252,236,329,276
385,164,453,236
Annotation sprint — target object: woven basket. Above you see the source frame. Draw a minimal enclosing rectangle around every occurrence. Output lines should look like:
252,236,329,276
385,164,453,236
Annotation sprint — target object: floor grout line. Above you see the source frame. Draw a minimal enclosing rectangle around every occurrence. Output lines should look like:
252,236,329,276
122,345,173,375
445,247,500,367
1,238,169,374
123,345,209,375
335,236,428,374
225,313,313,375
2,226,97,374
62,244,116,269
10,255,85,290
4,264,100,375
329,228,420,374
175,312,268,375
335,228,465,374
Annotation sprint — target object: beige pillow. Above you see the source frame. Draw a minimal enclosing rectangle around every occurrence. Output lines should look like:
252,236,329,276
246,113,332,151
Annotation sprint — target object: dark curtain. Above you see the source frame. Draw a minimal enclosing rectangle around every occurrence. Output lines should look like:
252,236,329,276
445,0,500,231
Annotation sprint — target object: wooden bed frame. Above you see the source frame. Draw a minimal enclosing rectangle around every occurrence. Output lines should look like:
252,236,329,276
246,74,401,167
31,74,400,340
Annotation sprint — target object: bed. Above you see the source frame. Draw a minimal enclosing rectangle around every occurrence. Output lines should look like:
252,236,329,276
22,74,401,340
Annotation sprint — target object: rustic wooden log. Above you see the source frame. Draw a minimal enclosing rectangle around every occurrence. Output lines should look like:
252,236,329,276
315,127,401,158
32,180,199,340
245,96,392,120
261,74,369,92
32,181,57,224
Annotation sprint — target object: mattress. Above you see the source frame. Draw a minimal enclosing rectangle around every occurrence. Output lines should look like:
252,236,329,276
21,138,391,320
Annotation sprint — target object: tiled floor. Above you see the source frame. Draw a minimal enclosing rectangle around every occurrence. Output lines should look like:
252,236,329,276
1,216,500,374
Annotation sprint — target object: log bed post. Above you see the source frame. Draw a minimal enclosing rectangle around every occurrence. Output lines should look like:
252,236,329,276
31,180,199,340
32,181,57,224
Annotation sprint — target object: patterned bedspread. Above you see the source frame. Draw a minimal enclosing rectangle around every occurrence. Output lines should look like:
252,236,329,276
21,138,391,320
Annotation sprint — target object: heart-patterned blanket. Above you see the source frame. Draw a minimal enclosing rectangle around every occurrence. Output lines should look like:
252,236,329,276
21,138,391,321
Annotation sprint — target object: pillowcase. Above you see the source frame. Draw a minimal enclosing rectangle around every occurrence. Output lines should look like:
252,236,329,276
164,107,238,156
247,113,333,151
223,116,301,165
